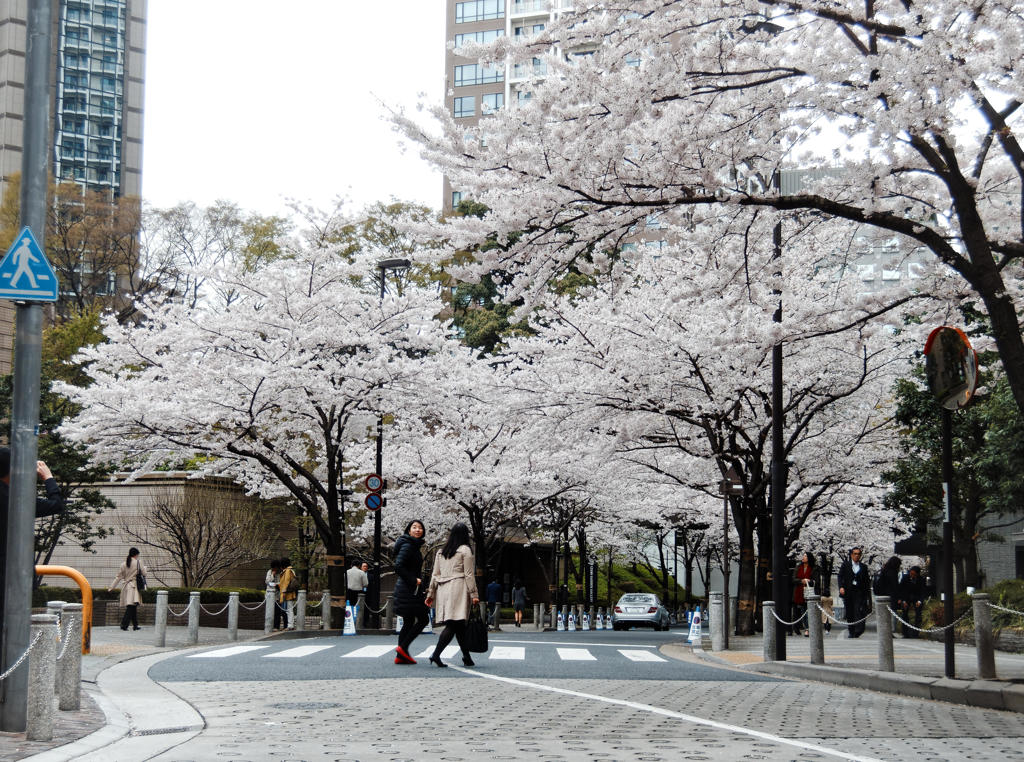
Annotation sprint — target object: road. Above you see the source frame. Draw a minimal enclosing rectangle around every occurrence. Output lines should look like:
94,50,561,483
135,629,1024,761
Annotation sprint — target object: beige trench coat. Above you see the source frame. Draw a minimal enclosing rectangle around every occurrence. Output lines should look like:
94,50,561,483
110,558,148,607
426,545,479,624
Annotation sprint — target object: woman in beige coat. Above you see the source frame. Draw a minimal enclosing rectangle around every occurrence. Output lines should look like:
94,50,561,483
425,522,480,667
110,547,148,631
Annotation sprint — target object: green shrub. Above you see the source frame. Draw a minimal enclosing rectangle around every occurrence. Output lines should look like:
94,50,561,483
922,579,1024,634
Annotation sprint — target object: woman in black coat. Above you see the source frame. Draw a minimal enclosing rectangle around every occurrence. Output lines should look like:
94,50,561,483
393,519,429,665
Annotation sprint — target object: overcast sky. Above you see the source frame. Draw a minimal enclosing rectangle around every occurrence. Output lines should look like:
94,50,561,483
141,1,446,218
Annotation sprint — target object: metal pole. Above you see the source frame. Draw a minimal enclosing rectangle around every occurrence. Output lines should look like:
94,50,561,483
723,495,731,650
771,218,787,663
941,407,955,678
1,0,52,732
371,417,383,628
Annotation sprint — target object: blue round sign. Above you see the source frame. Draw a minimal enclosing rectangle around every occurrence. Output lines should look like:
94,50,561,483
365,493,383,512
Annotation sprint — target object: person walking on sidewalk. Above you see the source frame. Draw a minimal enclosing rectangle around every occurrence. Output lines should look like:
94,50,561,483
486,577,502,628
425,522,480,668
512,579,528,628
110,547,148,631
278,558,297,630
837,547,871,638
792,552,816,637
393,519,429,664
898,565,926,638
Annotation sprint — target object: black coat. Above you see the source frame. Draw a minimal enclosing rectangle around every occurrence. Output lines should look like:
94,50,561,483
0,478,65,614
898,573,927,607
392,533,426,614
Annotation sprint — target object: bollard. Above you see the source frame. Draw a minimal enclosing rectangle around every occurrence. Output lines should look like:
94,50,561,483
356,592,366,631
227,592,239,641
806,593,824,665
973,593,996,679
27,614,58,741
709,592,724,651
154,590,168,647
533,603,541,631
384,598,394,632
264,585,276,634
187,591,201,645
46,601,65,694
763,601,777,662
875,595,894,672
296,590,307,632
321,591,332,630
58,603,83,710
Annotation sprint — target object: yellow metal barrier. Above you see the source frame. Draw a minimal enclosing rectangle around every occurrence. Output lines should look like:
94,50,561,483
34,565,92,654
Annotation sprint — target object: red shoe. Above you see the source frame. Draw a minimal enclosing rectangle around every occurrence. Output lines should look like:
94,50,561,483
395,646,416,664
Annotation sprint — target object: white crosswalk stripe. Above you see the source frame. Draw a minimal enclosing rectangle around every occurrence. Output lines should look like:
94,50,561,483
488,646,525,660
188,645,270,658
618,649,667,662
341,645,395,658
264,645,335,658
415,644,459,659
556,647,596,661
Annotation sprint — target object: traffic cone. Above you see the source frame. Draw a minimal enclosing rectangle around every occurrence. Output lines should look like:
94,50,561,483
424,610,433,634
568,613,577,632
557,611,565,631
595,612,604,630
343,605,357,635
395,614,404,633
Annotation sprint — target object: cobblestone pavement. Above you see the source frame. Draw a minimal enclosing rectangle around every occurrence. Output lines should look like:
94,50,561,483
142,670,1024,762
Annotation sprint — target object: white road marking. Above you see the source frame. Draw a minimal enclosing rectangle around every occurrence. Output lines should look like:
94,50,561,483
618,649,666,662
264,645,335,658
452,668,885,762
187,645,269,658
557,648,596,661
341,645,395,658
414,644,460,659
488,646,525,660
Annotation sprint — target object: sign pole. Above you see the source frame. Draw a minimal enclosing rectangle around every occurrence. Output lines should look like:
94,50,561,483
1,0,52,731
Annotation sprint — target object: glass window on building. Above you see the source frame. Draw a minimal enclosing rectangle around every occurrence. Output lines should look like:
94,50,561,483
452,191,463,207
454,96,475,118
481,93,504,113
455,0,504,23
454,29,504,48
455,64,503,87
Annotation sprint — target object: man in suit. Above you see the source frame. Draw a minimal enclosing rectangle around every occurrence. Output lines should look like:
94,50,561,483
837,547,871,638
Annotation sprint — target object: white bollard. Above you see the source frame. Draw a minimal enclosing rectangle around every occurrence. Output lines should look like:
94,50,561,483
296,590,307,632
187,591,200,645
264,585,276,634
58,603,83,710
27,614,58,741
154,590,168,646
46,601,65,694
227,592,239,641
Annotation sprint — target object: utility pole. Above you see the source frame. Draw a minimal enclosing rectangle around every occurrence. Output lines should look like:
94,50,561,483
1,0,53,731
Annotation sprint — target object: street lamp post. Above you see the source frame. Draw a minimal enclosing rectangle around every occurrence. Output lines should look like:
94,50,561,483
719,467,743,650
369,257,410,628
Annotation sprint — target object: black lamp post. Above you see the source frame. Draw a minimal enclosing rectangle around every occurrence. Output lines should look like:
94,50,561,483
368,257,410,628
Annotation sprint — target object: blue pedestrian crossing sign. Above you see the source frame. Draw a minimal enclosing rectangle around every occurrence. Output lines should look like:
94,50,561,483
0,226,58,302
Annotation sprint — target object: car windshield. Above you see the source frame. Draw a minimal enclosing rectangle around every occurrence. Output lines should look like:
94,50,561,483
619,594,656,604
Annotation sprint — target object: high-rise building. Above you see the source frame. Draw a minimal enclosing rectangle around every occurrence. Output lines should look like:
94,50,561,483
444,0,574,211
0,0,146,371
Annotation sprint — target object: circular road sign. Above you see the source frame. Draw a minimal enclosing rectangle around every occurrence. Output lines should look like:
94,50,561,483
364,474,383,492
924,326,978,410
365,493,383,512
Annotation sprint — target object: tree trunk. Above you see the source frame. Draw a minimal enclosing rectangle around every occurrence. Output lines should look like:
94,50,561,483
734,513,758,635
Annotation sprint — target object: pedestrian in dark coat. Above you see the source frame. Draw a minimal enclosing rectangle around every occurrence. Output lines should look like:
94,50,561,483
875,556,902,599
837,547,871,638
0,450,64,620
898,565,927,638
393,519,429,665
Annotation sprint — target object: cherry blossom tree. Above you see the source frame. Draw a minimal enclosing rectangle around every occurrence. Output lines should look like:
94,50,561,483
399,0,1024,417
58,242,460,603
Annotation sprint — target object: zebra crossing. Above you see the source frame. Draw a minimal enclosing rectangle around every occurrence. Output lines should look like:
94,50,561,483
186,640,669,664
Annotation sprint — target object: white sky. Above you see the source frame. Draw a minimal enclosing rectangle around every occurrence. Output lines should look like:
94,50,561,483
141,1,446,219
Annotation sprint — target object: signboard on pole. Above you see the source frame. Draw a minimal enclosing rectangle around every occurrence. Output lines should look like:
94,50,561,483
0,227,58,302
924,326,978,410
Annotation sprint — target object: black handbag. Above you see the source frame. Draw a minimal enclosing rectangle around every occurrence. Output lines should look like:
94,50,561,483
465,606,488,653
136,565,147,591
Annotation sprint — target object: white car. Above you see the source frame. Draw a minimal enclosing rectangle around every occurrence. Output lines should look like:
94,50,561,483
611,593,671,631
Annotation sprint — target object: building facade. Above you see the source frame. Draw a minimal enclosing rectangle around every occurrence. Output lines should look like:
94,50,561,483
0,0,146,373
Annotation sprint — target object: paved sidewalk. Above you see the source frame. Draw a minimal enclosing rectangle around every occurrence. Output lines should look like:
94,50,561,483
696,629,1024,713
0,624,273,762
